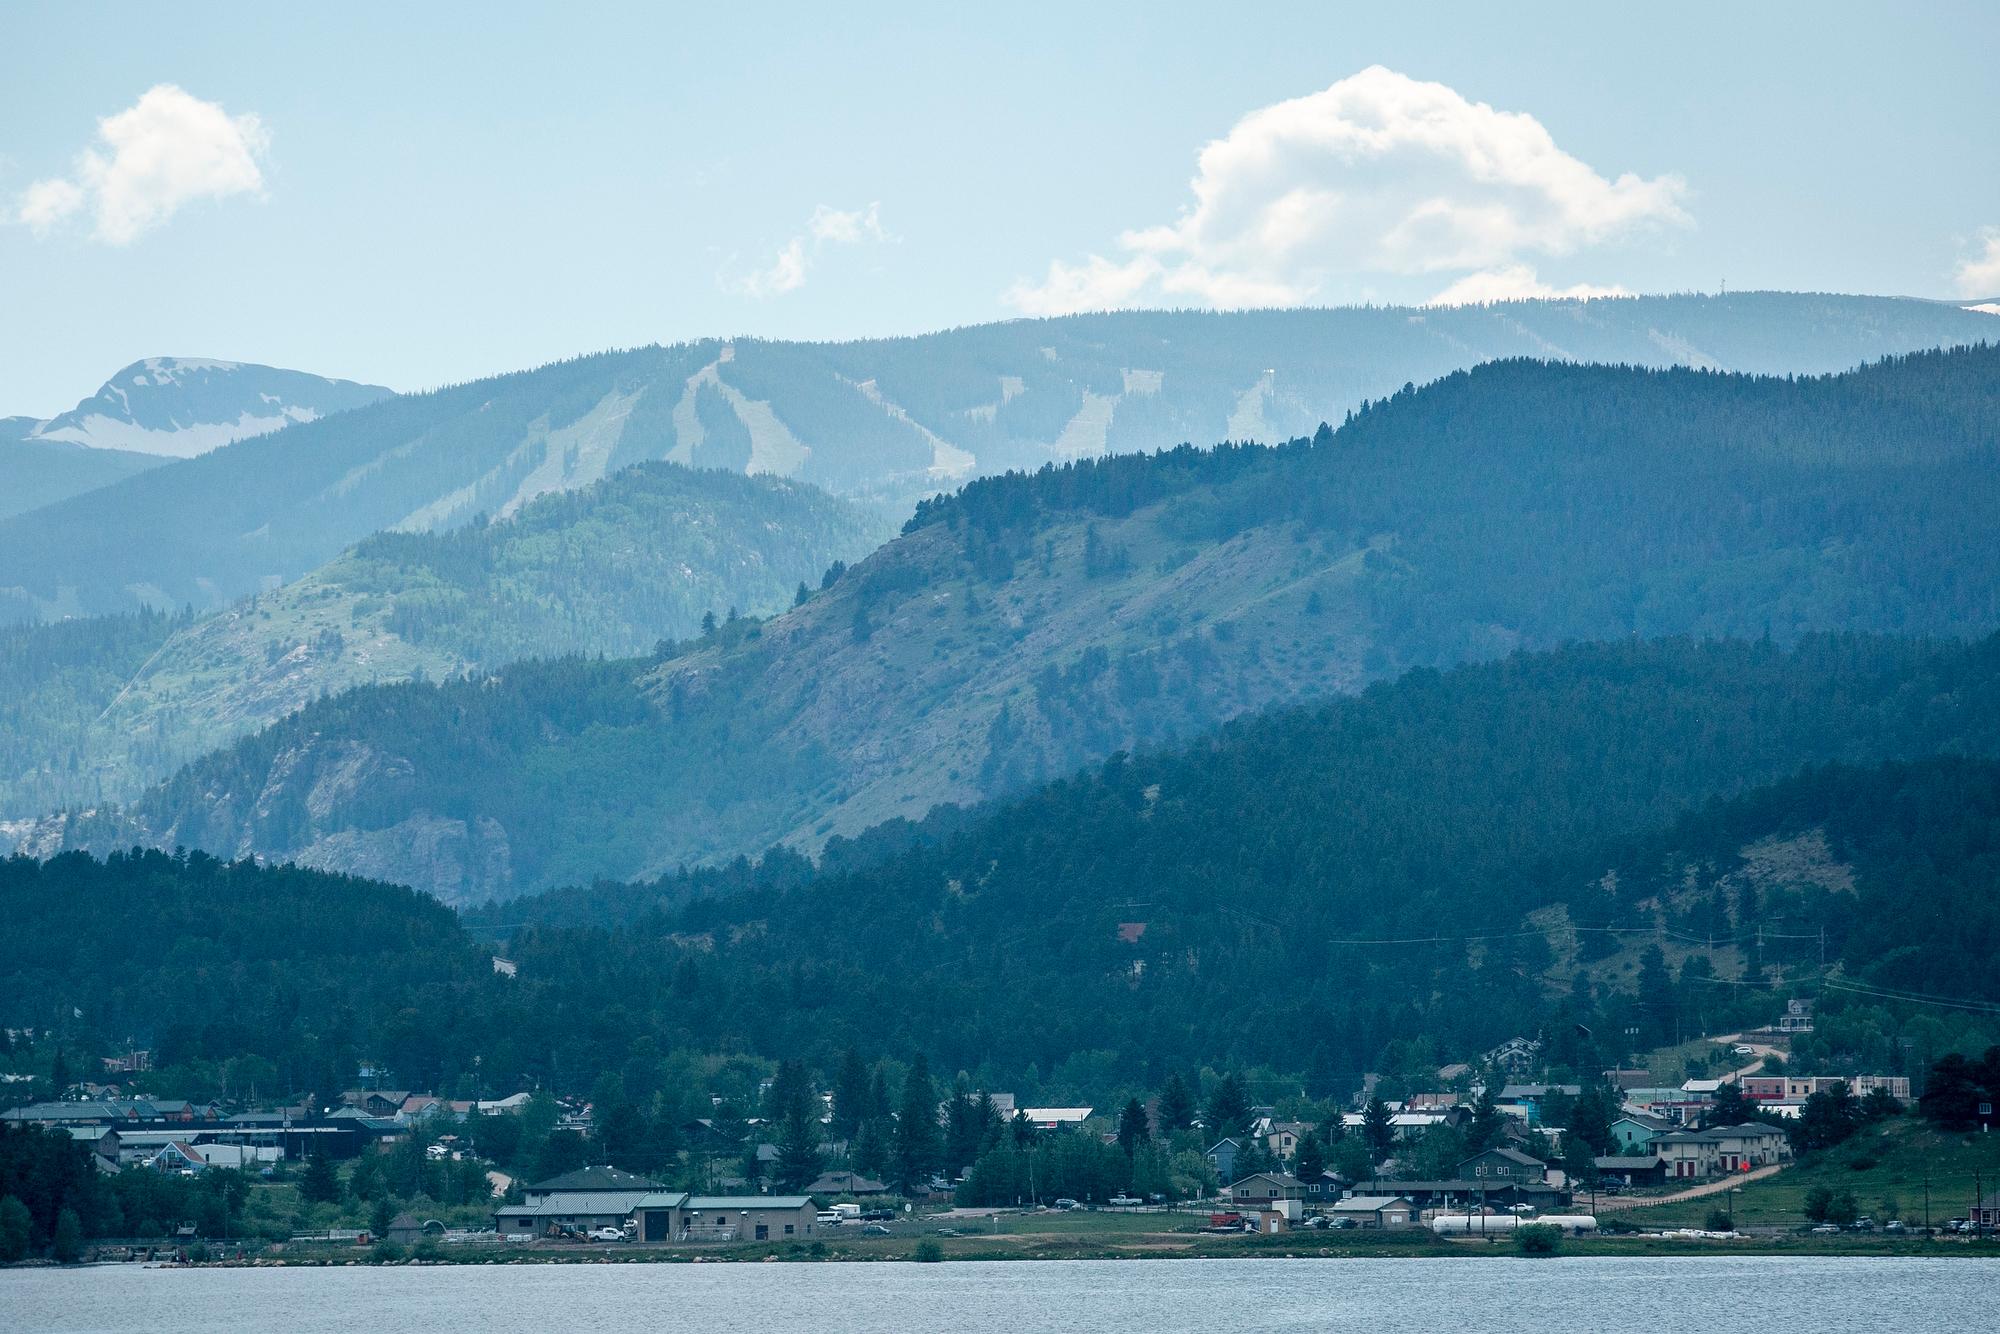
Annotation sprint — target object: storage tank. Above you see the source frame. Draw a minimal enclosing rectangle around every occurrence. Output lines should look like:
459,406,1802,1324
1431,1214,1599,1235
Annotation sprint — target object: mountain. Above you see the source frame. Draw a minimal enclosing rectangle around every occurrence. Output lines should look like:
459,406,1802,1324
11,634,2000,1098
22,344,2000,901
472,641,2000,1089
0,462,892,820
2,293,1994,623
12,357,392,460
0,436,167,521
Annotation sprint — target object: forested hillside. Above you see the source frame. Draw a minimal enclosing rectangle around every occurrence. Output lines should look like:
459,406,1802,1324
24,346,1999,900
0,463,891,820
8,636,2000,1104
1,293,1991,622
0,437,166,521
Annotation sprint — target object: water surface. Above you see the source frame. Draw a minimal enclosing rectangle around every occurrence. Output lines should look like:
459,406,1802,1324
3,1255,1990,1332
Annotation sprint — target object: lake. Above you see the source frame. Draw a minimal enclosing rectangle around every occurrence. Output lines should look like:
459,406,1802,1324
3,1255,1993,1332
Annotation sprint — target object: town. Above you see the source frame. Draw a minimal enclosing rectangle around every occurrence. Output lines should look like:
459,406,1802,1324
4,1009,1996,1265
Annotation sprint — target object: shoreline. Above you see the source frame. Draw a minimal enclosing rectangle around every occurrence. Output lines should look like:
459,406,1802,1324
46,1233,2000,1269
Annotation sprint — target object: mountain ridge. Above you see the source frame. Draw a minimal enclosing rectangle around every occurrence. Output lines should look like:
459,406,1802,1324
18,344,2000,901
3,292,1994,624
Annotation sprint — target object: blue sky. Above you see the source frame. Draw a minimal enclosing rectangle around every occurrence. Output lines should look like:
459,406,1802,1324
3,1,1996,415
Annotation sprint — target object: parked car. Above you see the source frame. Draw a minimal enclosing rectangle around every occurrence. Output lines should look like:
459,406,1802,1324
1811,1224,1841,1235
1849,1217,1874,1231
860,1209,896,1222
1732,1044,1757,1056
504,1233,533,1245
588,1227,626,1242
1301,1215,1329,1229
1108,1195,1143,1207
934,1228,959,1237
1884,1220,1907,1233
861,1224,893,1236
1053,1198,1082,1211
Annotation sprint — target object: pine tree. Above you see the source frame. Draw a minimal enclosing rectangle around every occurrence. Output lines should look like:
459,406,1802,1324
1362,1095,1394,1164
892,1055,940,1193
1203,1073,1250,1141
300,1153,341,1204
1466,1080,1504,1153
832,1048,872,1144
770,1060,823,1191
1156,1073,1196,1133
1116,1098,1151,1154
1294,1131,1327,1183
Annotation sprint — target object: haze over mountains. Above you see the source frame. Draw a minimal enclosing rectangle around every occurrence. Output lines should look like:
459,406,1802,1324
2,293,1994,625
19,340,1998,902
2,356,390,458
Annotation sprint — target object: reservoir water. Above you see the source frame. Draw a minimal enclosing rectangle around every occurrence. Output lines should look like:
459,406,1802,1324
3,1255,1993,1332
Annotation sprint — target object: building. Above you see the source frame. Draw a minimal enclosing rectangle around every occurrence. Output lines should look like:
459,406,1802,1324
1972,1190,2000,1230
1483,1038,1544,1077
339,1090,410,1118
1229,1173,1306,1208
1261,1121,1312,1161
1328,1196,1417,1229
624,1194,819,1243
65,1126,121,1166
1653,1123,1790,1180
1204,1138,1241,1183
495,1166,668,1236
1458,1147,1548,1186
1609,1111,1677,1154
146,1142,207,1174
806,1171,888,1197
1021,1107,1093,1131
1493,1086,1581,1128
1593,1155,1668,1187
1777,998,1815,1034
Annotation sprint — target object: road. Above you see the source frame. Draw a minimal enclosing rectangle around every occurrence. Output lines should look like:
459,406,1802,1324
1592,1161,1787,1213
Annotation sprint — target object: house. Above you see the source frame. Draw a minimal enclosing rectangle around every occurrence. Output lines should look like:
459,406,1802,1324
1609,1111,1677,1154
806,1170,888,1197
1777,998,1815,1034
339,1090,410,1118
1261,1121,1312,1161
146,1141,207,1174
1482,1038,1544,1077
1972,1190,2000,1230
1229,1172,1306,1208
193,1143,281,1169
1204,1138,1241,1183
1328,1195,1417,1229
386,1213,425,1245
1458,1147,1548,1186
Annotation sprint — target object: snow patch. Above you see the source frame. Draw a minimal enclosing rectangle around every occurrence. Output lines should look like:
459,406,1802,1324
851,378,975,481
33,408,321,459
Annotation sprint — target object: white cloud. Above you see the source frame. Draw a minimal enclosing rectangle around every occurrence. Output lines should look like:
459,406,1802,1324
14,84,269,244
1956,230,2000,297
1007,66,1688,315
1425,264,1630,307
729,202,890,298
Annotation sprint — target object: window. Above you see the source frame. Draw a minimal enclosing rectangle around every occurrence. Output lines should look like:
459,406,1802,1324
784,1225,794,1235
755,1224,768,1240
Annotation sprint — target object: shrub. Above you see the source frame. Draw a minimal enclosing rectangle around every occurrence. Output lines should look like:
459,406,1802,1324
913,1240,945,1263
1704,1208,1735,1232
371,1241,405,1263
1514,1224,1561,1256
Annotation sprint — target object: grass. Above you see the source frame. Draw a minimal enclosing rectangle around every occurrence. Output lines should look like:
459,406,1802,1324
1633,1116,2000,1229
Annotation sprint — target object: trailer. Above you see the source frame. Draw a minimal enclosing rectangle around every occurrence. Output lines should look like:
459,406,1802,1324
1430,1214,1599,1236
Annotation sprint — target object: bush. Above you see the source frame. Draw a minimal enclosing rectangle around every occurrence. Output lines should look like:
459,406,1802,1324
52,1209,83,1265
371,1241,405,1263
1514,1224,1561,1256
913,1240,945,1263
1704,1208,1735,1232
187,1241,211,1264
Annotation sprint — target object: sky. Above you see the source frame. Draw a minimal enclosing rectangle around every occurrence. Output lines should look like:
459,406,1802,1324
2,1,1997,416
